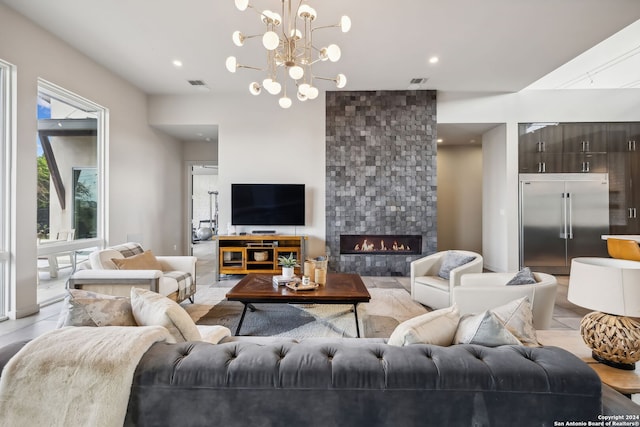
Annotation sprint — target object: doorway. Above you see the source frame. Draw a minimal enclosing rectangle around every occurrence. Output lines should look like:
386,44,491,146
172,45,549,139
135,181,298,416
187,162,218,285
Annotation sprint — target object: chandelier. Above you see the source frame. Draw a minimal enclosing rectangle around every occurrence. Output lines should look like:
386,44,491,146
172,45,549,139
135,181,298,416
225,0,351,108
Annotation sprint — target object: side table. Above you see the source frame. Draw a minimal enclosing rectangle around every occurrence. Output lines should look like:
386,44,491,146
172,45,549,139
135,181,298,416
538,330,640,398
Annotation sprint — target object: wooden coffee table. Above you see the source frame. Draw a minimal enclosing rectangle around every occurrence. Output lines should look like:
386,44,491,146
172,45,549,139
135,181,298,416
226,273,371,337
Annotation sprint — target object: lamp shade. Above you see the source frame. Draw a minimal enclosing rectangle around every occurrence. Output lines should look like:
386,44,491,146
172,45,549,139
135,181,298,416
568,257,640,317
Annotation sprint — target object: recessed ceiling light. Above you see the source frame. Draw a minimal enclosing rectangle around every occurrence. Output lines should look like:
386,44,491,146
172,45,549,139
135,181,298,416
437,138,443,143
429,56,439,64
172,59,183,68
470,139,476,143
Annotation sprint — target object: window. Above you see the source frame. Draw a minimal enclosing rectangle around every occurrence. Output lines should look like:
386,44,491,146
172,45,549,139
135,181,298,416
0,60,15,320
36,80,107,304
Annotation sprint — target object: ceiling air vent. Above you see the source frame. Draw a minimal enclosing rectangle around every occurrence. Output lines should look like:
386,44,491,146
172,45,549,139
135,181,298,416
188,80,207,86
408,77,429,90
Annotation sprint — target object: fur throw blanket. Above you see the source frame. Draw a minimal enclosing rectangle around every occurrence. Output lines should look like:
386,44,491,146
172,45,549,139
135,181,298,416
0,325,171,427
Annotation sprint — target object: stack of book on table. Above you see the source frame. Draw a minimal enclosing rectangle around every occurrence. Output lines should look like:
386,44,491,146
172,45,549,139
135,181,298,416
272,275,300,286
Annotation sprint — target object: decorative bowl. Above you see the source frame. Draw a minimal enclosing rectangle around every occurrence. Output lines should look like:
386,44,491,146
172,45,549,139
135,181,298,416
254,251,269,261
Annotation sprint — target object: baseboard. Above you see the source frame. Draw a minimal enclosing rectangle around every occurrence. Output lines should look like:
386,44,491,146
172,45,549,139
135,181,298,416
7,303,40,320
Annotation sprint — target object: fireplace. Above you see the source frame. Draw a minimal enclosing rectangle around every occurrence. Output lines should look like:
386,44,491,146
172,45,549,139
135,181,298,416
340,235,422,255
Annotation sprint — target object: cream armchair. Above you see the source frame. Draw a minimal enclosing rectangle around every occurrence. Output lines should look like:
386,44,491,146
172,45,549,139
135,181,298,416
452,271,558,329
410,250,483,310
68,242,197,304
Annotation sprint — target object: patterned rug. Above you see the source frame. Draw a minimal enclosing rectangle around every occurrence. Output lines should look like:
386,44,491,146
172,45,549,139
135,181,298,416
184,286,428,339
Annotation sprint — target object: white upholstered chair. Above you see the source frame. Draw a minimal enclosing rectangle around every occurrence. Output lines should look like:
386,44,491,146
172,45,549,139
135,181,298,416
410,250,483,310
452,271,558,329
68,242,197,304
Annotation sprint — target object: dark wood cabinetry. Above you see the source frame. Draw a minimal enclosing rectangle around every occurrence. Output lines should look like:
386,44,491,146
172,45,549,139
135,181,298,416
607,123,640,234
519,122,640,235
518,124,563,173
518,123,608,174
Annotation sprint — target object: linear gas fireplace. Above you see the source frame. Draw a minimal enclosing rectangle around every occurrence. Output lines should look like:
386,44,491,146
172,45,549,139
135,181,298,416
340,235,422,255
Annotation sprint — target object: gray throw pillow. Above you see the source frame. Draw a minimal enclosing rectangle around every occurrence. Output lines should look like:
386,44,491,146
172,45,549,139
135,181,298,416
57,289,137,328
453,311,521,347
505,267,537,286
438,251,476,280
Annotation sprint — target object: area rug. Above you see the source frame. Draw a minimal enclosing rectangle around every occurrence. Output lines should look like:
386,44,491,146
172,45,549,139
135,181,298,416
184,286,428,339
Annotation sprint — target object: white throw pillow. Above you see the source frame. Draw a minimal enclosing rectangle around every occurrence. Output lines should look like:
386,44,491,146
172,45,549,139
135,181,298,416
130,287,201,343
491,296,539,346
388,305,460,346
89,248,124,270
453,311,521,347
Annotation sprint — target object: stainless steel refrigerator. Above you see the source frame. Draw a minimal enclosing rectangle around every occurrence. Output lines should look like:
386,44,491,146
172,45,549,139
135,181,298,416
519,173,609,274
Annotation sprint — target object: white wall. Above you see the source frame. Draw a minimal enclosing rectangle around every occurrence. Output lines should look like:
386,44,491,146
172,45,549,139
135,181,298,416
0,4,184,318
438,89,640,271
481,125,508,272
437,145,482,253
149,93,327,257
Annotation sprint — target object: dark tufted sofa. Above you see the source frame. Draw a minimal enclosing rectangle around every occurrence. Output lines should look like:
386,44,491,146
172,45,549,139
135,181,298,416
1,337,639,426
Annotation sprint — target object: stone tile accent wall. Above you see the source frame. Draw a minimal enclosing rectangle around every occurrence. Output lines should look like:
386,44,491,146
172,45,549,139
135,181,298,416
325,90,438,276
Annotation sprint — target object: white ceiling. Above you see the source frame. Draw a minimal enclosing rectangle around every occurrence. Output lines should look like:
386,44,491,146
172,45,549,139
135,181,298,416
3,0,640,143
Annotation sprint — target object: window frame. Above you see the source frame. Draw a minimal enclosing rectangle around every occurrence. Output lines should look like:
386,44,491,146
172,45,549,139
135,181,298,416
35,79,108,266
0,60,16,321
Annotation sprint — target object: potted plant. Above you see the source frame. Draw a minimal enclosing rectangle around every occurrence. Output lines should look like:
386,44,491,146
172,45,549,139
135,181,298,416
278,253,298,278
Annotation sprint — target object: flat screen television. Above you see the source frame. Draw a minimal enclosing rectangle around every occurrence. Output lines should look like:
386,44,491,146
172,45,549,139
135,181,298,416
231,183,305,226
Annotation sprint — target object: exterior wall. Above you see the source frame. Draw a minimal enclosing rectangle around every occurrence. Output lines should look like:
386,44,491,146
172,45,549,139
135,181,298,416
325,90,438,275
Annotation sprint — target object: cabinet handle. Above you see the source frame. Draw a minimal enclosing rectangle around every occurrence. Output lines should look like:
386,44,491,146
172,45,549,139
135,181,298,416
585,161,590,172
537,141,546,153
634,208,638,219
586,141,590,152
629,208,635,219
581,162,590,173
537,162,546,173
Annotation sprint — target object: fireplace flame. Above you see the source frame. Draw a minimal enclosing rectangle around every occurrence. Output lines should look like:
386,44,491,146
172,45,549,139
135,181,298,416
354,239,410,252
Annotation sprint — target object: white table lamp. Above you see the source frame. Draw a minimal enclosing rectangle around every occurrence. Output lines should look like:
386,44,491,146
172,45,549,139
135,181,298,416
568,257,640,370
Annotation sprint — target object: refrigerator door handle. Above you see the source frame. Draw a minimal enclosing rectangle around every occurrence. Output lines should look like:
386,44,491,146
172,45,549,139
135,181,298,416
560,193,568,239
567,193,574,239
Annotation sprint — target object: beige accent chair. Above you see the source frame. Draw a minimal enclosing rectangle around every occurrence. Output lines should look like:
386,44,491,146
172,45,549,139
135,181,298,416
68,242,196,304
452,271,558,329
410,250,483,310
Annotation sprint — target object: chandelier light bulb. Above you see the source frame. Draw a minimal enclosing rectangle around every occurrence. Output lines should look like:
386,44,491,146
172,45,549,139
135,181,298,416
307,86,319,100
263,78,281,95
298,4,317,21
249,82,262,95
289,65,304,80
326,44,342,62
340,16,352,33
290,29,302,40
298,83,310,95
297,91,308,102
262,31,280,50
225,56,238,73
270,81,282,95
235,0,249,11
262,10,281,26
336,73,347,88
279,96,292,109
232,31,245,47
